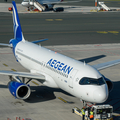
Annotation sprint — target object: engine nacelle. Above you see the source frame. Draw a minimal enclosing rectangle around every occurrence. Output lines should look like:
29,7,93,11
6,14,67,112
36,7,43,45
103,76,113,92
46,4,54,9
53,7,64,12
8,81,31,99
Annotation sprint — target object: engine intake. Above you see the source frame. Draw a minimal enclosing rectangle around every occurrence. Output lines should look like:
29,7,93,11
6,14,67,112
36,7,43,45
8,81,31,99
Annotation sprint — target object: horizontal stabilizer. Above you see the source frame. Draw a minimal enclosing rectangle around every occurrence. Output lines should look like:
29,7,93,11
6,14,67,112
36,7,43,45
31,39,48,44
0,43,12,47
92,59,120,70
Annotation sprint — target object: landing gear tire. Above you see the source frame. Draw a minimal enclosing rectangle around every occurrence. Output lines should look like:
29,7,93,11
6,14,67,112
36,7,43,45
72,109,74,113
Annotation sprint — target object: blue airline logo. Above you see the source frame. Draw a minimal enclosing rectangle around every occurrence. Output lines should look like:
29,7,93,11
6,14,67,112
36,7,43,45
47,58,73,75
12,1,23,41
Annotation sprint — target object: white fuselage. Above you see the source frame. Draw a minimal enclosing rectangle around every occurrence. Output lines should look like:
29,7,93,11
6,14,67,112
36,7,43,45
15,41,108,103
21,0,61,7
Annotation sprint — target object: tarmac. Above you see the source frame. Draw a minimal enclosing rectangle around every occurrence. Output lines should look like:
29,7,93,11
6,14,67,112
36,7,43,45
1,5,120,46
0,3,120,13
0,1,120,120
0,44,120,120
0,3,96,13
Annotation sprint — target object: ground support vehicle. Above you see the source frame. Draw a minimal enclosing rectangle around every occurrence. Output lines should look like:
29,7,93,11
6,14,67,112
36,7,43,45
72,104,113,120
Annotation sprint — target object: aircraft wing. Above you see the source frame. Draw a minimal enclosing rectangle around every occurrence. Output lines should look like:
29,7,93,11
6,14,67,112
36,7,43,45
92,59,120,70
0,70,45,80
42,0,80,4
57,0,82,3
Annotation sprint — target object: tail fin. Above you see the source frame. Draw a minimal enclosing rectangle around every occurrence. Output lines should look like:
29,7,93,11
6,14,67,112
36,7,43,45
12,1,25,42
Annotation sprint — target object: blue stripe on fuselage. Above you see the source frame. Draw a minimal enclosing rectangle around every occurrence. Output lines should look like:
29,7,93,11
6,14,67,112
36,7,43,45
9,39,20,61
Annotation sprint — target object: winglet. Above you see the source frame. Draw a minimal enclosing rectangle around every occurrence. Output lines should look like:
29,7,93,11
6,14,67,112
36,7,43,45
12,1,25,42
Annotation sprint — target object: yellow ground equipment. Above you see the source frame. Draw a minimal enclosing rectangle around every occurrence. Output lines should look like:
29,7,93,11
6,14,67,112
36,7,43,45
72,104,113,120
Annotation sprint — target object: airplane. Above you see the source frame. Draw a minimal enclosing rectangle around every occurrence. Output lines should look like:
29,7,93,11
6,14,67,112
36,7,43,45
0,1,120,105
21,0,80,11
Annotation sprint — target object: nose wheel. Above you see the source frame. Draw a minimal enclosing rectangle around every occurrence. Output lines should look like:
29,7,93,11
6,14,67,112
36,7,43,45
82,100,96,108
82,100,87,108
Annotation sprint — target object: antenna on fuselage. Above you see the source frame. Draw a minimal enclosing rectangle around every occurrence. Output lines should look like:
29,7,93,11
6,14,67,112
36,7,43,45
84,61,86,66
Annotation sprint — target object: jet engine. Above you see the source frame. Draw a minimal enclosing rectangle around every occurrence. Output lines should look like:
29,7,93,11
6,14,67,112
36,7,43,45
103,76,113,92
46,4,54,10
8,81,31,99
53,7,64,12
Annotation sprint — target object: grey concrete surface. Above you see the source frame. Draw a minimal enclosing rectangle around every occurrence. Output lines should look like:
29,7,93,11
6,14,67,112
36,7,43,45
1,2,120,14
0,3,99,13
0,1,120,120
0,44,120,119
0,6,120,46
1,0,120,7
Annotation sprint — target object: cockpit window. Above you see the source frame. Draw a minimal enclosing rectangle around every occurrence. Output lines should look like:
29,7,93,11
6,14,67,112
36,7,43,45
79,77,105,85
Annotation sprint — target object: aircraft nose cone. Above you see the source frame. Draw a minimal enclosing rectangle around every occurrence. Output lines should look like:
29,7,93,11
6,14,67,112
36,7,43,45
93,89,108,103
21,2,24,6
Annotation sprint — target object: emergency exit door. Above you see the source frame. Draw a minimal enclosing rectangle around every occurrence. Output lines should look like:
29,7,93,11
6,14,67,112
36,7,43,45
68,69,78,89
